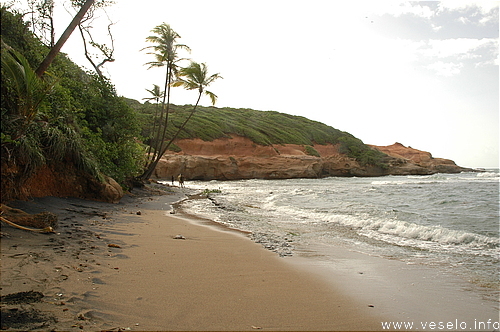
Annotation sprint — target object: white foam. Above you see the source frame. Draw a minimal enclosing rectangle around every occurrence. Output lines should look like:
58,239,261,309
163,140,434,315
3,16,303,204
476,171,499,178
330,213,499,250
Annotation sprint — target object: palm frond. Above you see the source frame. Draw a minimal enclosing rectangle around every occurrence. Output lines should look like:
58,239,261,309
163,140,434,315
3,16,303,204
1,39,57,124
204,90,218,105
175,61,222,105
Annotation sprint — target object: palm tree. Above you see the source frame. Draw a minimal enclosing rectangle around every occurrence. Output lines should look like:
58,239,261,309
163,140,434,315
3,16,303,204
142,84,164,166
160,62,222,155
139,23,190,180
1,40,56,138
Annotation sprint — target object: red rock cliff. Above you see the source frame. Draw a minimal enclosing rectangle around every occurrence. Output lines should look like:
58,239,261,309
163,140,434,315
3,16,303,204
369,142,466,174
152,136,471,180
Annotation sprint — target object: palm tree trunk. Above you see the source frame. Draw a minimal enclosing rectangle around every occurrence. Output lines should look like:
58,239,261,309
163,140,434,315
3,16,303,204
35,0,95,77
159,91,202,157
144,96,160,167
140,64,174,180
154,65,173,161
140,91,201,181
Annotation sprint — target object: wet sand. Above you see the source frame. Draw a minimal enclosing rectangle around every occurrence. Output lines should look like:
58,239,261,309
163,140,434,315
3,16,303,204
1,185,385,331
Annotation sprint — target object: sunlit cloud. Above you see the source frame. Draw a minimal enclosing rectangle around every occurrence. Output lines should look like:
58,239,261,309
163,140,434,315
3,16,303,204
424,38,496,58
426,61,463,76
438,1,499,13
438,1,499,25
376,2,435,19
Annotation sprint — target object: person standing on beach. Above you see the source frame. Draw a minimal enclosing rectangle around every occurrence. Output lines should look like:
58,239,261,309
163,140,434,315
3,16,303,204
171,175,175,186
178,174,185,188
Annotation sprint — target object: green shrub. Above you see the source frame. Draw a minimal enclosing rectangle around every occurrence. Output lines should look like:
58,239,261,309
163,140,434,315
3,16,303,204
304,145,320,157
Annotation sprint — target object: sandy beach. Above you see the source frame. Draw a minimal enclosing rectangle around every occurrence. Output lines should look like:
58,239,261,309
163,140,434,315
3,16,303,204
1,185,385,331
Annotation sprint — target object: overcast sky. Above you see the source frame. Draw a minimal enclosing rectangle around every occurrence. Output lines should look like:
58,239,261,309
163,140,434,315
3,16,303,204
18,1,500,168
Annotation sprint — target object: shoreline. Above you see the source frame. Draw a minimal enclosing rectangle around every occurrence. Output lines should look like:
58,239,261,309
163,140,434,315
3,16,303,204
1,185,385,331
2,184,498,330
176,187,499,329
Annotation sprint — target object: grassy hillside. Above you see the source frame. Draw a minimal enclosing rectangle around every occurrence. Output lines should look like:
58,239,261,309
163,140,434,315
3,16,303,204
128,101,388,167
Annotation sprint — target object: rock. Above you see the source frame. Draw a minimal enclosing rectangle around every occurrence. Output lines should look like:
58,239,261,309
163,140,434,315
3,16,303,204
173,234,186,240
0,291,44,304
99,176,124,204
151,136,471,181
370,143,473,174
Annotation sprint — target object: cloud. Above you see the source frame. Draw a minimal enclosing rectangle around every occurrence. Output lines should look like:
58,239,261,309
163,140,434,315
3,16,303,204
414,37,498,75
424,37,496,58
438,1,499,14
377,2,436,19
431,23,443,31
425,61,463,76
437,1,499,26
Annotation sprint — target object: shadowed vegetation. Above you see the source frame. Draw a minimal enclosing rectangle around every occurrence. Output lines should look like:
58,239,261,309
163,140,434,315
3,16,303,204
1,6,144,198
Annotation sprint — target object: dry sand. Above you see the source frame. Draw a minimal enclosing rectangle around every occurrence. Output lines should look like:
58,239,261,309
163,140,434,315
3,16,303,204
1,185,384,331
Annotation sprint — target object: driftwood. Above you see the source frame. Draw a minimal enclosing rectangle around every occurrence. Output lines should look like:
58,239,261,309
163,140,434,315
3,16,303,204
0,204,57,233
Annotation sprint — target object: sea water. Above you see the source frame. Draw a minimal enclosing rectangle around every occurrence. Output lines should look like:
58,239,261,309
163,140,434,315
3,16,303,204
174,170,499,297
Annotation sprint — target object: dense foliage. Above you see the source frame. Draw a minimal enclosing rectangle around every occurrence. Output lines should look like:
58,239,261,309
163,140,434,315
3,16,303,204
1,6,145,189
128,102,388,167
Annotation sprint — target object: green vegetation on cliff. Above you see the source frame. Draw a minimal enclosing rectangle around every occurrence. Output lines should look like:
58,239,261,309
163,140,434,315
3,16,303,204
130,102,388,166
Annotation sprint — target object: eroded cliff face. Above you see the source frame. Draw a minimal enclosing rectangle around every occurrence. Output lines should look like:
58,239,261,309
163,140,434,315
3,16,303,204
1,162,123,203
153,136,471,180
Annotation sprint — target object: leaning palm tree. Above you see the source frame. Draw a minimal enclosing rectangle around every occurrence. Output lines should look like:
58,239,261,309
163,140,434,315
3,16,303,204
142,84,164,166
35,0,95,77
160,61,222,156
139,23,190,181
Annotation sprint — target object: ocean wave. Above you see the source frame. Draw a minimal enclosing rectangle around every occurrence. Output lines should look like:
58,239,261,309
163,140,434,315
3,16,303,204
332,215,499,249
476,172,499,178
371,180,440,186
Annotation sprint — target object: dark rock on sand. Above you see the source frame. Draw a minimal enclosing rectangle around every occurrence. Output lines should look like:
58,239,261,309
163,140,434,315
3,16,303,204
0,290,44,304
0,306,56,330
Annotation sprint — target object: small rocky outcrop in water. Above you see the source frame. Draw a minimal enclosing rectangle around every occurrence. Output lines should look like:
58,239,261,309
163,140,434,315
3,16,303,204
369,142,465,175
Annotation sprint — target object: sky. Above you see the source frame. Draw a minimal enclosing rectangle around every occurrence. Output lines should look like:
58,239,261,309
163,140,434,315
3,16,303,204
14,0,500,168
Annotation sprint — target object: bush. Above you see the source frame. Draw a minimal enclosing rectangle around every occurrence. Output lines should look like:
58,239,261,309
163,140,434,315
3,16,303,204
304,145,320,157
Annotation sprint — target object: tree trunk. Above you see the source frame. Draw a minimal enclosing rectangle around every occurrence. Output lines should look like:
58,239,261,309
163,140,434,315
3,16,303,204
139,65,174,181
35,0,95,77
140,92,202,181
159,91,202,157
